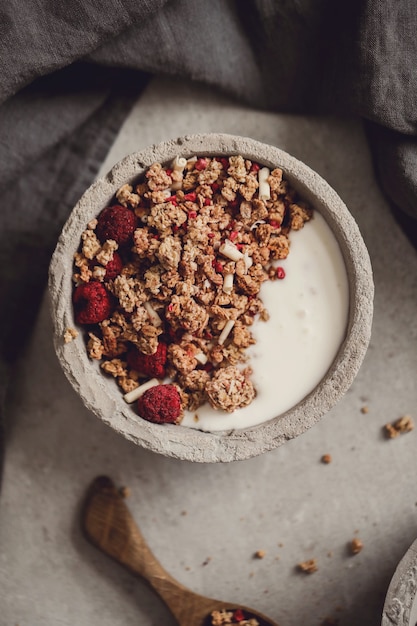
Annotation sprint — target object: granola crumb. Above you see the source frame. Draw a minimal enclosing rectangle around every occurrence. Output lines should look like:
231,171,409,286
297,558,318,574
64,327,78,343
202,556,211,566
384,415,414,438
349,537,363,555
360,405,369,414
321,453,332,464
254,549,266,559
119,486,131,499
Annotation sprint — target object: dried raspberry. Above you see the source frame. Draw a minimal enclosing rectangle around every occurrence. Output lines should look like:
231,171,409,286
104,252,123,280
127,342,167,378
137,384,181,424
234,609,245,622
194,158,207,171
96,205,138,245
276,266,286,279
73,282,113,325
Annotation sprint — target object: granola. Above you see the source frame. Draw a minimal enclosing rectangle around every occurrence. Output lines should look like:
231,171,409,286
209,609,260,625
71,155,313,422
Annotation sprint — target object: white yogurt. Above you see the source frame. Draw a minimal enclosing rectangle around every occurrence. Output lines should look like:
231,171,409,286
181,211,349,432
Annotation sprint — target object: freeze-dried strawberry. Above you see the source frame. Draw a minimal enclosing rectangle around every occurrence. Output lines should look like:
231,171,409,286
104,252,123,280
73,282,113,324
127,342,167,378
96,205,138,245
137,384,181,424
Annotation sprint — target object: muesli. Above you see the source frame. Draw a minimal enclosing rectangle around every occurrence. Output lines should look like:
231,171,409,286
71,154,313,424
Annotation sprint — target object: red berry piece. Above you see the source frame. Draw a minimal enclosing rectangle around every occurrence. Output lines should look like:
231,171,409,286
73,282,113,325
137,384,182,424
96,205,138,245
276,266,286,279
127,342,167,379
233,609,245,622
104,252,123,280
194,158,207,171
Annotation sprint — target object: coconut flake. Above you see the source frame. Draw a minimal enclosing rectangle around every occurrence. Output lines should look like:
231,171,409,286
218,319,235,345
124,378,159,404
223,272,234,294
171,156,187,171
195,352,208,365
243,253,253,272
144,301,163,327
258,167,271,200
219,240,244,262
170,156,187,191
250,219,266,231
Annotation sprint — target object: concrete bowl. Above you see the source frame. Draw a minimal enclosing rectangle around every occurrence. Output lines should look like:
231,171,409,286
382,538,417,626
48,133,374,462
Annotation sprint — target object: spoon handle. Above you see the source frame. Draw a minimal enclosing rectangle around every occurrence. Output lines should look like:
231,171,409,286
82,476,215,625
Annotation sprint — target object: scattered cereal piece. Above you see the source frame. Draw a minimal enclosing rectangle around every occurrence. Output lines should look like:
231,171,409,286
297,558,318,574
384,415,414,438
254,549,266,559
321,454,332,464
349,537,364,555
119,486,131,499
360,405,369,414
64,327,78,343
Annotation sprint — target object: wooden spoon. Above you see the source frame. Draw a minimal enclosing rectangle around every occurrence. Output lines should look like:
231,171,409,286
82,476,280,626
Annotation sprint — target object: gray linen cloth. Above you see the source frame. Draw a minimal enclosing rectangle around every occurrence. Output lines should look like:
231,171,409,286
0,0,416,469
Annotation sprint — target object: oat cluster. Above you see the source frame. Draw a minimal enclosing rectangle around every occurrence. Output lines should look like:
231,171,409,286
384,415,414,438
72,154,312,418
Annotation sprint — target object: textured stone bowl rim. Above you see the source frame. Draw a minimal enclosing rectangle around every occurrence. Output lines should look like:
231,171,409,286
382,538,417,626
48,133,374,463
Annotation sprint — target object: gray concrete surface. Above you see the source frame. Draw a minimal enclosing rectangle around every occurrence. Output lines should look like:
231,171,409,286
0,77,417,626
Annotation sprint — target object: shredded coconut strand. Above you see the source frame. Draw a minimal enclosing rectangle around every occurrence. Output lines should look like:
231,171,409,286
223,272,234,294
258,167,271,200
218,319,235,345
124,378,160,404
144,301,163,327
219,240,244,261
